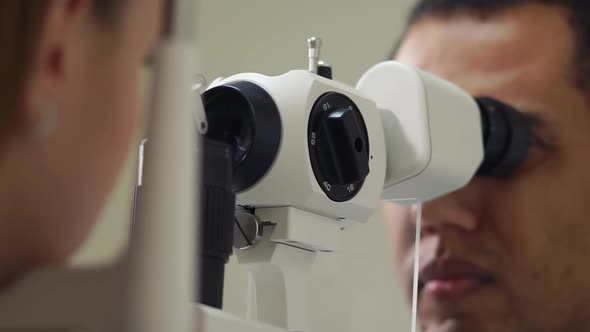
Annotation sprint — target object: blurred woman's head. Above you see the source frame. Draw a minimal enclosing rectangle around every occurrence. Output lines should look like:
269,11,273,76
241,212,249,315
0,0,161,285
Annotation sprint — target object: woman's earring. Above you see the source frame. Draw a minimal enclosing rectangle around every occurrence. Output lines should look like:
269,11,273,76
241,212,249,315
32,100,57,140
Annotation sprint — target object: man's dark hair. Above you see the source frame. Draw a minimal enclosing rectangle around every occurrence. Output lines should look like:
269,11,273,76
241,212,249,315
393,0,590,92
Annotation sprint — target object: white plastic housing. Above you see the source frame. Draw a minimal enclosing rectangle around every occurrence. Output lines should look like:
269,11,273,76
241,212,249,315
357,61,484,202
209,71,387,225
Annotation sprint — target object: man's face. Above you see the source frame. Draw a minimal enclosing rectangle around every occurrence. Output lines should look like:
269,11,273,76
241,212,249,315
386,4,590,332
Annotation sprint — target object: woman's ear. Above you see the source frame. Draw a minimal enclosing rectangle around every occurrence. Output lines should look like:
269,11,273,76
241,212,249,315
21,0,90,137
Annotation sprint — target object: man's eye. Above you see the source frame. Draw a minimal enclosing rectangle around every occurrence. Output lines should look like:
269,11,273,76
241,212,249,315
529,131,557,151
513,131,556,176
520,112,558,150
501,112,558,178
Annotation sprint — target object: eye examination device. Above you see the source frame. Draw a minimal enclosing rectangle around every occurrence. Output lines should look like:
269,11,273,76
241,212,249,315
195,38,529,331
0,0,530,331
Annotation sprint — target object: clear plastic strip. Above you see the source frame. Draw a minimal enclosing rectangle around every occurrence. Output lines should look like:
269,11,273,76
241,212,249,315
411,204,422,332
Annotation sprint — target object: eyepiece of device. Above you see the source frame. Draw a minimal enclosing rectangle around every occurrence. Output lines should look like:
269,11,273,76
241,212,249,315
202,81,282,193
198,81,282,308
476,97,530,177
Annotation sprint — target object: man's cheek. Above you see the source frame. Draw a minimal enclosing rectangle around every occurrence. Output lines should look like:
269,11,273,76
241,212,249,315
487,184,561,282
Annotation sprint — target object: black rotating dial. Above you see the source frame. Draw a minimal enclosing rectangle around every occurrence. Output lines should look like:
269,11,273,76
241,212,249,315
308,92,370,202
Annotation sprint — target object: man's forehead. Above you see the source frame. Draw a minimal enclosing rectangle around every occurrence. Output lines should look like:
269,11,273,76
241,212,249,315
395,4,575,103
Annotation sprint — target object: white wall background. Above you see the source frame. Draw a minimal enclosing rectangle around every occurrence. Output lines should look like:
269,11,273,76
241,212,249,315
73,1,416,331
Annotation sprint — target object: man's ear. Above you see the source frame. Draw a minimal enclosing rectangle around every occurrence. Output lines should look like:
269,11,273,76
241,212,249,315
22,0,90,132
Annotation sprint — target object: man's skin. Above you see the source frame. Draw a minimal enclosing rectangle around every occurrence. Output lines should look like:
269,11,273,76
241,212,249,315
385,4,590,332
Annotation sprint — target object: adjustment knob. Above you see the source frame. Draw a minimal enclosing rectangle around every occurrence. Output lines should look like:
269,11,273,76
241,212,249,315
309,92,370,202
318,108,369,185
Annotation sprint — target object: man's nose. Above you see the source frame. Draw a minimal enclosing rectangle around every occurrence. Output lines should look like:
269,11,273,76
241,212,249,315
418,180,482,234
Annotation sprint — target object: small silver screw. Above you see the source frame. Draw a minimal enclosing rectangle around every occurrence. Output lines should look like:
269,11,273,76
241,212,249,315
307,37,322,74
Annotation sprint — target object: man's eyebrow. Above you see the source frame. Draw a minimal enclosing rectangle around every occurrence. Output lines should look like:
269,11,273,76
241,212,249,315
519,110,559,150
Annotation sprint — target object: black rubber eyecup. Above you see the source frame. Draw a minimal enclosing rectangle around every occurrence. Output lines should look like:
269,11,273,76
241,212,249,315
476,97,530,177
203,81,282,193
